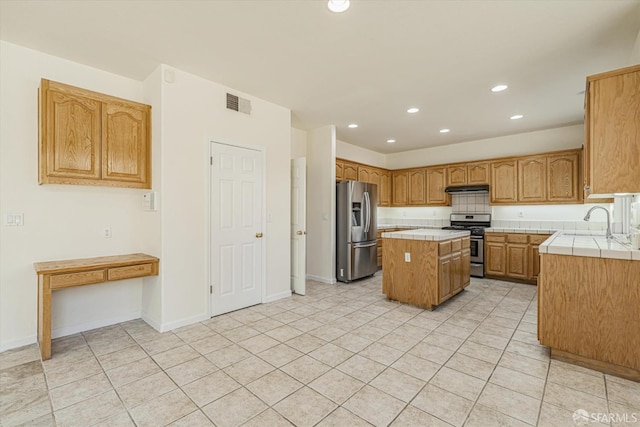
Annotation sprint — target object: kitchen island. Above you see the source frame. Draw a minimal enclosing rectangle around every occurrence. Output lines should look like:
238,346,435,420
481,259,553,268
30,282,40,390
538,231,640,381
382,229,471,310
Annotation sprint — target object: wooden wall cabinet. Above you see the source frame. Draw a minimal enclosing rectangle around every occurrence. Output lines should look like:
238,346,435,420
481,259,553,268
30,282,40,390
379,170,391,206
426,167,449,205
518,157,547,203
547,152,579,202
335,161,344,181
447,162,489,186
447,166,467,186
343,161,358,181
490,161,517,204
408,169,426,205
392,171,408,206
39,79,151,189
584,64,640,196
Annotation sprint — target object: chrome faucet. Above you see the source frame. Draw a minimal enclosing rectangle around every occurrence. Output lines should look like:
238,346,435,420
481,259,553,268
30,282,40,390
583,206,613,240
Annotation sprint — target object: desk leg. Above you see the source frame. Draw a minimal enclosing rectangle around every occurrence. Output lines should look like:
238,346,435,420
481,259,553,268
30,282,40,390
38,275,51,360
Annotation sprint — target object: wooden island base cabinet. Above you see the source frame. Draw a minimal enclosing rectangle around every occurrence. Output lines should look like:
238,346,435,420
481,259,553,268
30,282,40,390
538,254,640,381
382,234,470,310
34,253,159,360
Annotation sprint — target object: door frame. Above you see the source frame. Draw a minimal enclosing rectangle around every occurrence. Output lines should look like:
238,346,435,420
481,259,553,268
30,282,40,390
207,139,268,318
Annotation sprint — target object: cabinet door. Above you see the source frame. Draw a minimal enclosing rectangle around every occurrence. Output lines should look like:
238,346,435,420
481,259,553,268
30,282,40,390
588,66,640,195
409,169,426,205
506,243,529,279
392,171,408,206
485,242,506,276
369,168,381,204
547,153,579,202
41,86,102,181
379,170,391,206
518,157,547,203
335,161,344,181
358,165,371,183
343,162,358,181
426,167,449,205
102,103,150,185
439,254,452,302
450,252,463,294
467,162,489,185
461,249,471,289
490,161,517,204
529,245,541,282
448,166,467,186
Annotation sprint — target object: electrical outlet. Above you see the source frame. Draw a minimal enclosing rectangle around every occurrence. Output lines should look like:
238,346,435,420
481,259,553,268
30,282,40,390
103,227,112,238
518,211,524,218
404,252,411,262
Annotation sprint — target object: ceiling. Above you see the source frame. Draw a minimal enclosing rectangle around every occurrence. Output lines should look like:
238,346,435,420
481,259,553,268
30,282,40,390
1,0,639,154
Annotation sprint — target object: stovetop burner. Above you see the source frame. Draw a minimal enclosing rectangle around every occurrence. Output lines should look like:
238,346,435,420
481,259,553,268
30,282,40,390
442,213,491,237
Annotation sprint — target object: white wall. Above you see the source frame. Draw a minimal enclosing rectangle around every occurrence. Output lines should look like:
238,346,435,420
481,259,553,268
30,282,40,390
0,41,153,350
336,140,387,168
156,66,292,330
386,125,584,169
291,128,307,159
306,126,336,283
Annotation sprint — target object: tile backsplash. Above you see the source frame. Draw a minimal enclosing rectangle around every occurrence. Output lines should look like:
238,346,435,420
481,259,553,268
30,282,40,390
451,194,491,214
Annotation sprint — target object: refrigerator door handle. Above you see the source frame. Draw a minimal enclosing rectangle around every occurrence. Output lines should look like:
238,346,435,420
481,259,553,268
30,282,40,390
352,242,377,248
364,191,370,233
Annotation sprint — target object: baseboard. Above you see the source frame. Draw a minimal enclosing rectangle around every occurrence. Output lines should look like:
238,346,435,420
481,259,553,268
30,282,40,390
160,313,209,333
0,335,37,353
51,311,142,339
306,274,337,284
264,290,291,303
141,313,162,332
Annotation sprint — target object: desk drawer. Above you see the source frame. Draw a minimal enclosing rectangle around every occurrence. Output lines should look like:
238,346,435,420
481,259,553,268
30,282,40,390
108,263,154,281
50,269,106,289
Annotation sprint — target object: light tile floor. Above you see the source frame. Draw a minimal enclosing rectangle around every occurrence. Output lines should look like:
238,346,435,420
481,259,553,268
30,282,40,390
2,276,639,426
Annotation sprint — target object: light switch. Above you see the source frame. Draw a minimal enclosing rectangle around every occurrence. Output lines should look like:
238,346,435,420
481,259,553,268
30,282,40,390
405,252,411,262
143,192,157,211
4,213,24,226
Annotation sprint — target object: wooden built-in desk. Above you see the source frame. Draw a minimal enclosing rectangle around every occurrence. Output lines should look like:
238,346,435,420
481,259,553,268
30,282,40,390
33,253,159,360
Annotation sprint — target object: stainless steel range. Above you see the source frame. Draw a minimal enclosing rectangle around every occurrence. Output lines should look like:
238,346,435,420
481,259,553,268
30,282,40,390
442,213,491,278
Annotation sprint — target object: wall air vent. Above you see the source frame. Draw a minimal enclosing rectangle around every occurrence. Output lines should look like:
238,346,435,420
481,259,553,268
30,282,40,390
226,93,252,115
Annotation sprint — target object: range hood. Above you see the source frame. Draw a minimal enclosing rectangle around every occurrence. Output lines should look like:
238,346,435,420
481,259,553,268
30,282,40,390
445,184,490,194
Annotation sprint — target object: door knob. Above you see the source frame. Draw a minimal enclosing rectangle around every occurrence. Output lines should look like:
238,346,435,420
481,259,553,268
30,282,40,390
256,233,263,238
296,230,303,235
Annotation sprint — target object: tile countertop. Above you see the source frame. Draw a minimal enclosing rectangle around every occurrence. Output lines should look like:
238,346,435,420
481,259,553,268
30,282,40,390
382,228,471,241
485,227,557,234
539,231,640,261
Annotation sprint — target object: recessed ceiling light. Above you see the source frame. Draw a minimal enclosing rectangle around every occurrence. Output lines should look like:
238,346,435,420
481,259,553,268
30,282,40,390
327,0,350,13
348,123,358,128
407,107,420,114
491,84,508,92
510,114,524,120
439,129,450,133
387,139,396,144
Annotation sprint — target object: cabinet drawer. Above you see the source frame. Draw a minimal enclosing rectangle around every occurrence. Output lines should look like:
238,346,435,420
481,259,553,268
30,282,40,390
529,234,551,245
461,237,470,248
439,241,452,255
507,234,529,244
451,239,462,251
485,234,506,243
108,263,154,281
50,269,106,289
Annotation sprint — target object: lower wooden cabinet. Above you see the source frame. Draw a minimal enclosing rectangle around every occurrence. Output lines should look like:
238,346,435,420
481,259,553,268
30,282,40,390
438,254,453,301
485,232,551,283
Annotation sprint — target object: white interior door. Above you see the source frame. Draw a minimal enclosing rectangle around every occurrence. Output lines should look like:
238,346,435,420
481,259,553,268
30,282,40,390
211,142,264,316
291,158,306,295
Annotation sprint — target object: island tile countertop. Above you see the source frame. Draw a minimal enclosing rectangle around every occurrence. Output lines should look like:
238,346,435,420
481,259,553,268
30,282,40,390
382,228,470,241
539,231,640,261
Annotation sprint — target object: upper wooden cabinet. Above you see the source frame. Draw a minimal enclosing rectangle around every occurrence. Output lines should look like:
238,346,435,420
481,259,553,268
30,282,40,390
408,169,426,205
426,167,449,205
343,161,358,181
39,79,151,189
585,64,640,196
518,156,547,203
335,161,344,181
547,152,579,202
490,160,517,204
392,171,408,206
447,162,489,186
379,169,391,206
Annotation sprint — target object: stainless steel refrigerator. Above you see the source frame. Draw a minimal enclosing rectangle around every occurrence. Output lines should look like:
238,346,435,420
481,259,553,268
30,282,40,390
336,181,378,282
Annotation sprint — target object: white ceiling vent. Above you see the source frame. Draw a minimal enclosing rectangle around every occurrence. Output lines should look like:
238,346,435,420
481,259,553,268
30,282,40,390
226,93,252,115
